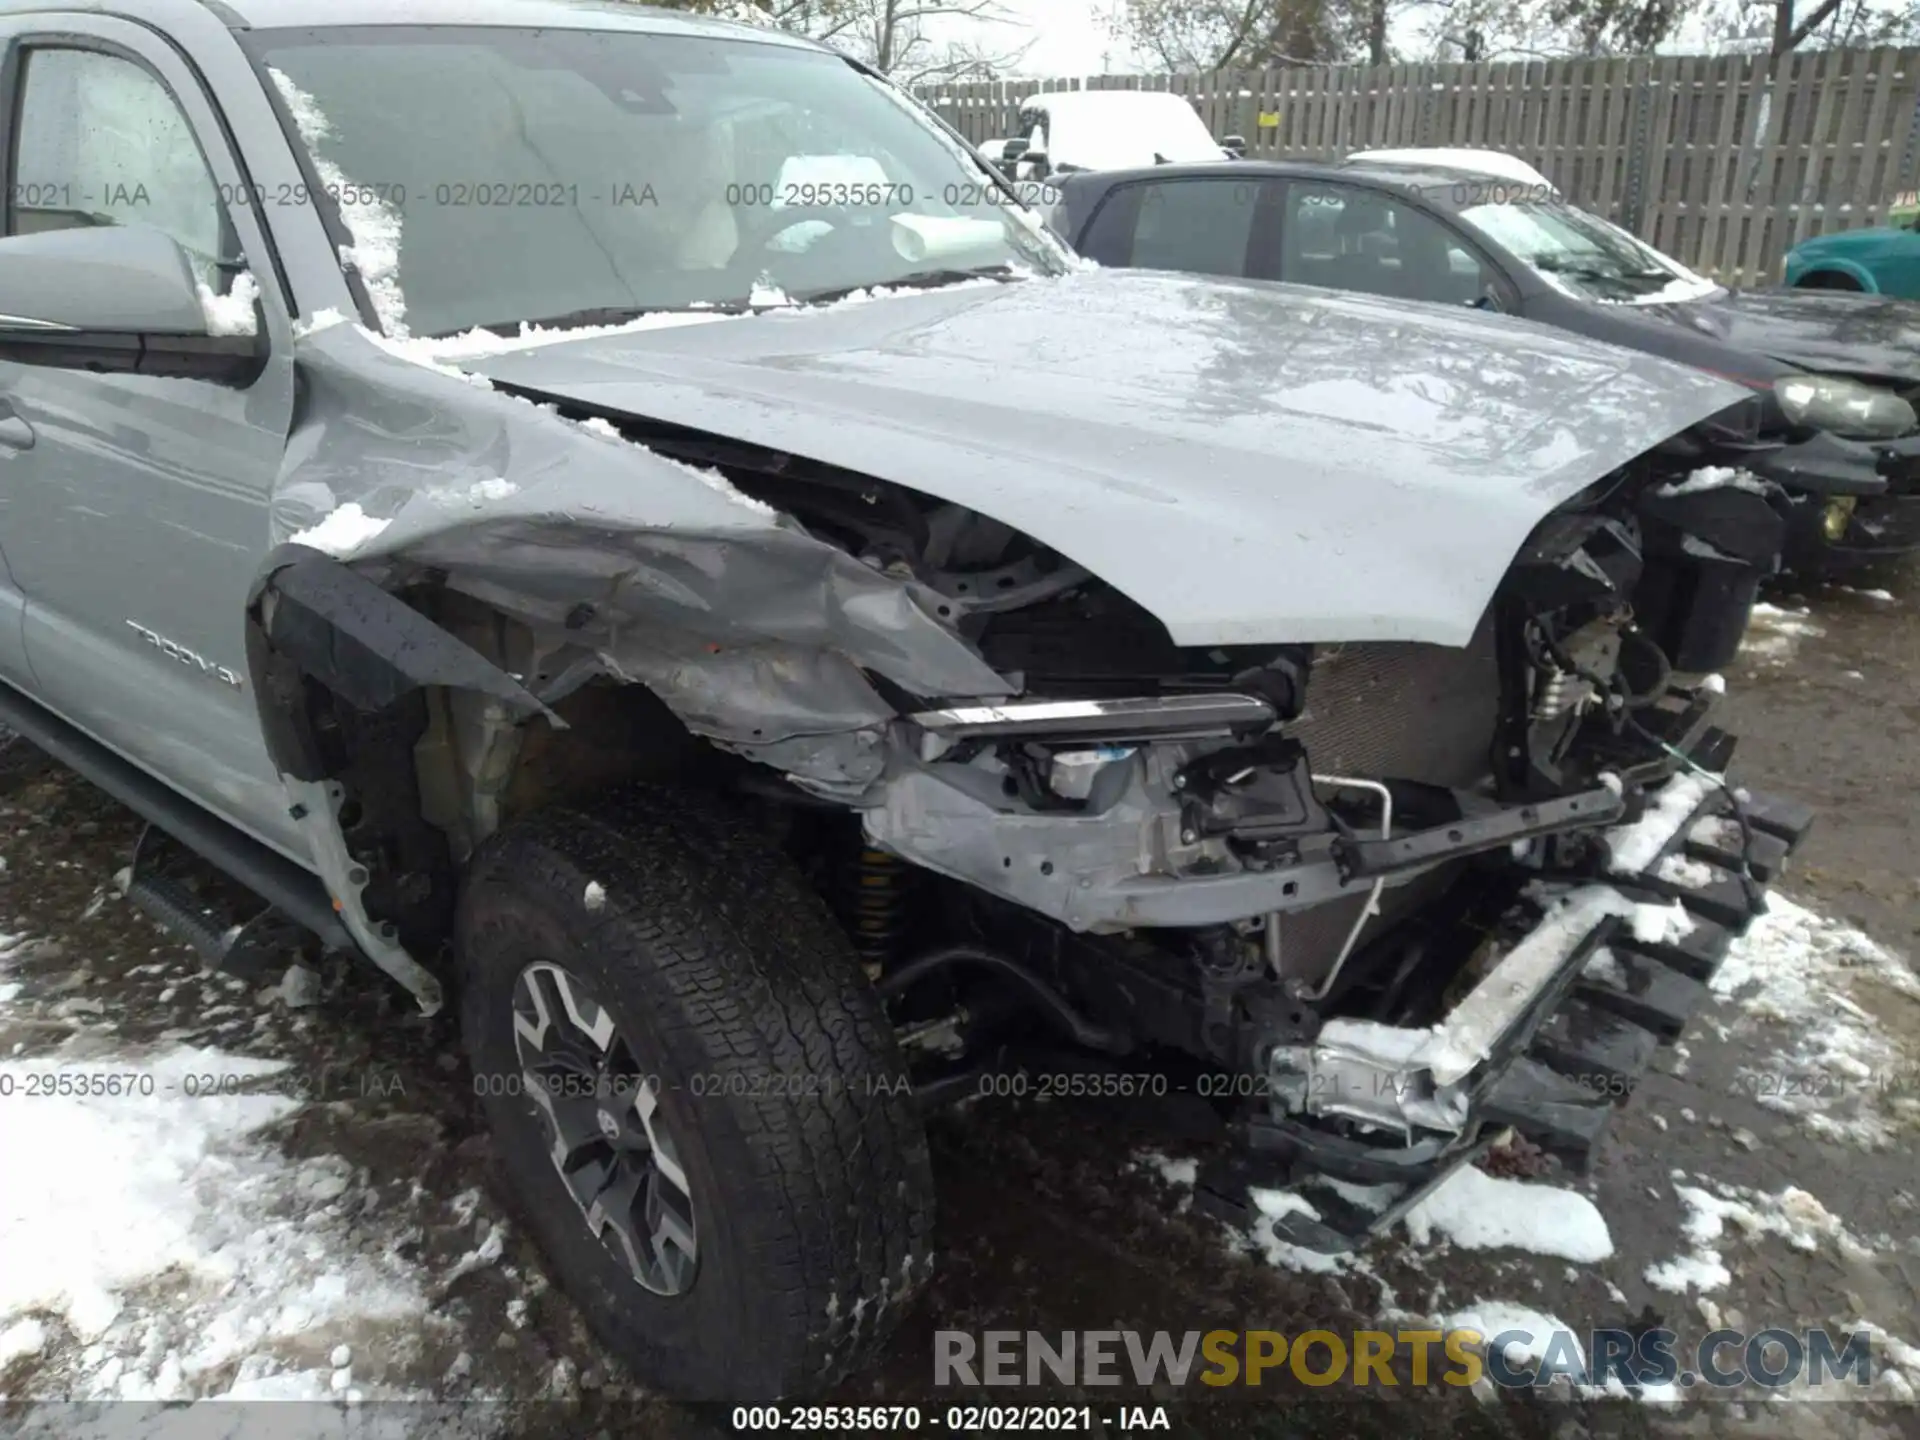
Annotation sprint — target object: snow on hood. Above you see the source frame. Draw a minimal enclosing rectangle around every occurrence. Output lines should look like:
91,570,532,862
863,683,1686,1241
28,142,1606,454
456,268,1750,649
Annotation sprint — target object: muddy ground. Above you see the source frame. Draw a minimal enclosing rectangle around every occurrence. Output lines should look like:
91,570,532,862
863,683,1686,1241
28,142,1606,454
0,568,1916,1440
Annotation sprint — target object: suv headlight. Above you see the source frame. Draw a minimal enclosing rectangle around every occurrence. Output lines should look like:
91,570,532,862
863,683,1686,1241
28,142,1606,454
1775,374,1917,439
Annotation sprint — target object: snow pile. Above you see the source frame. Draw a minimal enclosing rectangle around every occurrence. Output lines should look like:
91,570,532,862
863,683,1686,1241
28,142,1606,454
1602,772,1715,873
289,502,391,557
1629,896,1697,945
1643,1175,1874,1296
1848,1321,1920,1403
1711,893,1920,1148
1135,1151,1196,1187
195,271,260,338
1655,852,1717,888
1655,466,1772,498
1739,602,1824,664
1442,1301,1579,1369
292,307,348,339
1240,1188,1352,1275
0,1044,429,1400
749,278,794,308
1401,1165,1613,1262
269,69,407,336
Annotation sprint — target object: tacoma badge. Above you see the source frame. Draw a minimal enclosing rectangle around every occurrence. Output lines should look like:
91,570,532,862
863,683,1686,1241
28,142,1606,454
125,620,243,689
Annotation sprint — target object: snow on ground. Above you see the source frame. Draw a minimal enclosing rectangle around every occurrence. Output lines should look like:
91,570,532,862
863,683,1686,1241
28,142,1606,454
0,1020,434,1405
1739,602,1826,665
1642,1175,1874,1297
0,928,518,1426
1401,1165,1613,1262
1710,893,1920,1149
1136,884,1920,1403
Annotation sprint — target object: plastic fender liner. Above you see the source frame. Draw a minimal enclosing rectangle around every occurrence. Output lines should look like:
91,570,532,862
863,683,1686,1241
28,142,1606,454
245,544,553,782
242,547,555,1016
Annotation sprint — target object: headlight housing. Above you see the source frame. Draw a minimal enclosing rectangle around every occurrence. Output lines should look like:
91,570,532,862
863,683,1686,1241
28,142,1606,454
1775,374,1917,440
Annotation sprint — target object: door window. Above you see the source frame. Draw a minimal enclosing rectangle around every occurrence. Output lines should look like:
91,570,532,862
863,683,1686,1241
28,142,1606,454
9,47,233,291
1278,182,1495,306
1079,178,1267,279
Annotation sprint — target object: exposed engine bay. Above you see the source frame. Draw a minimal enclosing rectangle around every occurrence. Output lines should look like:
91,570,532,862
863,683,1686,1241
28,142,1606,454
247,306,1816,1254
446,397,1812,1251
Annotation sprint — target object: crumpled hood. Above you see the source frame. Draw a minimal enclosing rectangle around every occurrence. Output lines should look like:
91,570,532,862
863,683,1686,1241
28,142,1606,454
1650,289,1920,386
464,269,1748,648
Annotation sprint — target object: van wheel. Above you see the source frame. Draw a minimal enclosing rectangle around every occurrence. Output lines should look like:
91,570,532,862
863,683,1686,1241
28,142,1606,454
455,790,934,1400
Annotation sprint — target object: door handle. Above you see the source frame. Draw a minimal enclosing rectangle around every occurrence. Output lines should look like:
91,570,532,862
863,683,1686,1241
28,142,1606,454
0,415,34,451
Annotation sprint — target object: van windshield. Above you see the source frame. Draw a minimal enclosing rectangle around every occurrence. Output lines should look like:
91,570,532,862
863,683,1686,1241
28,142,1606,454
248,25,1068,338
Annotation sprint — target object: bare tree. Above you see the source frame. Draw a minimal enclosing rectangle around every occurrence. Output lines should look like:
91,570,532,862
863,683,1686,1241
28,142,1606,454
850,0,1034,82
642,0,1030,78
1110,0,1362,68
1698,0,1917,53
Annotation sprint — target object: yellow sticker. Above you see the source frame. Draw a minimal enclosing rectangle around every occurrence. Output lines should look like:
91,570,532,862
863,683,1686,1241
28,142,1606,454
1257,111,1281,128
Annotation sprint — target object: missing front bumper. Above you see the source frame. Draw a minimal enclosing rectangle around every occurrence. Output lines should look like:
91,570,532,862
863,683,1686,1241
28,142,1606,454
1192,777,1815,1253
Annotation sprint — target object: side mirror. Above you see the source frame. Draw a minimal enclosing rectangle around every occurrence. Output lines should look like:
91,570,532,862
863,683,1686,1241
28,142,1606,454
1019,147,1050,178
995,136,1028,181
0,227,264,384
1223,135,1248,157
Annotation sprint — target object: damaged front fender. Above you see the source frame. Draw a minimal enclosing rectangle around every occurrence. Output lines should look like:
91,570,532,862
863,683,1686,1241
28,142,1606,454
277,325,1010,745
249,324,1028,1004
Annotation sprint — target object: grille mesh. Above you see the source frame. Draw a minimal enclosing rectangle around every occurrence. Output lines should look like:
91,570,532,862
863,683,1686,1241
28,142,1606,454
1285,624,1501,789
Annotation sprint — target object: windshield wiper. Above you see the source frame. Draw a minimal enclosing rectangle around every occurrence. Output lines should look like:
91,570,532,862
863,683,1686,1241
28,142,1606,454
794,264,1023,307
439,302,753,339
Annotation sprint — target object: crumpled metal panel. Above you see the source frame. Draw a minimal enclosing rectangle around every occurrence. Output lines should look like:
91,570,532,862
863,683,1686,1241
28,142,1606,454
460,267,1752,648
271,326,1012,726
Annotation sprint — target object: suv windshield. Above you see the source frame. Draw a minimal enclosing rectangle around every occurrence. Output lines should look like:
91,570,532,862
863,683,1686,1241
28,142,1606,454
248,25,1067,338
1457,199,1719,304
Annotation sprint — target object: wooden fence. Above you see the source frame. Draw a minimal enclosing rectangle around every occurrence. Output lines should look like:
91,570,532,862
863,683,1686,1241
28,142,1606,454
915,48,1920,287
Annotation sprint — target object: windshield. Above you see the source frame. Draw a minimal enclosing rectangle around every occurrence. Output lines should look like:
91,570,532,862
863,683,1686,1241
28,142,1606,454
1457,199,1720,304
1034,95,1227,171
248,26,1067,338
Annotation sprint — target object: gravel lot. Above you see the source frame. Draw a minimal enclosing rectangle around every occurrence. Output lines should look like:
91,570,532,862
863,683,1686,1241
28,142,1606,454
0,571,1915,1440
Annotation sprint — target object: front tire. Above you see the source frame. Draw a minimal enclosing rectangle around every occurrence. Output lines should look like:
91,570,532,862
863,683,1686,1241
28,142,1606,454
456,791,934,1400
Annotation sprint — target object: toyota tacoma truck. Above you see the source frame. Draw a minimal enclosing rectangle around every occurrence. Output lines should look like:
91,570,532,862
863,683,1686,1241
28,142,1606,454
0,0,1810,1402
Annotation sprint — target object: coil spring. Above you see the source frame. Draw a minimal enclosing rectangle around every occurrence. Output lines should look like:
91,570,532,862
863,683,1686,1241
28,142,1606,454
1532,667,1573,721
846,846,910,978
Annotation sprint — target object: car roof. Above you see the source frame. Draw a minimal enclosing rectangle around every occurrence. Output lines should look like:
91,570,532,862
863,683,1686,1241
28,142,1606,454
1021,90,1202,116
1347,147,1557,191
1060,157,1499,199
203,0,821,47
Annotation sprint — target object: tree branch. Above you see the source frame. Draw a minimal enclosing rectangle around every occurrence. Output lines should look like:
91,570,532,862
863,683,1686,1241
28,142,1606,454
1782,0,1845,47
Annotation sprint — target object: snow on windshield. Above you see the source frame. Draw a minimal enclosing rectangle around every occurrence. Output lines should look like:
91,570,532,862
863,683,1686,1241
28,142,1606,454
269,68,408,336
1460,200,1719,305
1036,93,1227,171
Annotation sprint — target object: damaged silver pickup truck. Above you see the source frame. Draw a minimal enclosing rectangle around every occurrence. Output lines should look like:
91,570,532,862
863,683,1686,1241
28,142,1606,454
0,0,1813,1402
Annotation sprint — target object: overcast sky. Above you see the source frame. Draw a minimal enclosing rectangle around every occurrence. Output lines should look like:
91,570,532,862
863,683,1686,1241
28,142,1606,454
923,0,1138,77
913,0,1892,77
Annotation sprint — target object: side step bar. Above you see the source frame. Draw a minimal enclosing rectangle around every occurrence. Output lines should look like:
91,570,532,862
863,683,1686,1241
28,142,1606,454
0,679,353,953
124,824,313,980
